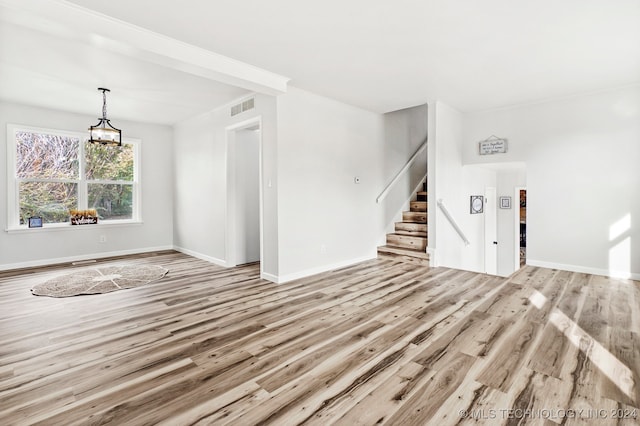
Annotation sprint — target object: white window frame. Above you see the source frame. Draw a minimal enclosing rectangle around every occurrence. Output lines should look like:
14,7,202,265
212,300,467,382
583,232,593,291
6,124,141,231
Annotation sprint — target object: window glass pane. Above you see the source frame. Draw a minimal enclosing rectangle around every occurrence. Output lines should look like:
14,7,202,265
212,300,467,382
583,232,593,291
19,181,78,224
16,131,79,179
88,183,133,220
85,142,134,181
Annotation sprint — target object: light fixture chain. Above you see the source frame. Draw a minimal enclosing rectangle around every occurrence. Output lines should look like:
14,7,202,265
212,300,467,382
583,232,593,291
102,90,107,120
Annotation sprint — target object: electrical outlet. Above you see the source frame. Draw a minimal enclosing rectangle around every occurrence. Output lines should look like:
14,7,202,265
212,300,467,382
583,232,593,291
99,235,107,243
320,244,327,254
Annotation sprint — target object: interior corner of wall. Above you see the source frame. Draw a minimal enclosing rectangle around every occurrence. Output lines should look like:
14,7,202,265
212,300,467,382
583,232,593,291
427,248,437,267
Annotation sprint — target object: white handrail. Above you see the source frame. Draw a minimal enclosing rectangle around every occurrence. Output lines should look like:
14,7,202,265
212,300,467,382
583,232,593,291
437,199,470,246
376,138,427,203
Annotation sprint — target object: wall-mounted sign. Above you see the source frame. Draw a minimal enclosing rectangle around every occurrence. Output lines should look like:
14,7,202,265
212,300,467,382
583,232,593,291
470,195,484,214
478,135,508,155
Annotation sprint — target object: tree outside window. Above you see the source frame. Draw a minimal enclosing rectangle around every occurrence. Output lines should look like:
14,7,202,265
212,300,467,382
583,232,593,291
11,127,138,227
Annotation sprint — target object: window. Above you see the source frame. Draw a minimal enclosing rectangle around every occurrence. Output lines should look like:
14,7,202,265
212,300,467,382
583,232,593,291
7,125,139,229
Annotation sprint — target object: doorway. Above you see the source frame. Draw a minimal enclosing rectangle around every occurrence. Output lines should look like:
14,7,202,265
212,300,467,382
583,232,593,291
226,118,262,268
515,187,527,269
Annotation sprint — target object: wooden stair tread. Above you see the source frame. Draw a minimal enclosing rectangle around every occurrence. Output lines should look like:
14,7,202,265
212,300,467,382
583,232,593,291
402,211,427,223
410,201,427,212
395,222,427,231
378,245,430,260
394,230,427,237
386,233,427,250
387,232,426,240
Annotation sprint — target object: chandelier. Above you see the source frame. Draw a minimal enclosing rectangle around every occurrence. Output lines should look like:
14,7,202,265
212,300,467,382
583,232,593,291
88,88,122,146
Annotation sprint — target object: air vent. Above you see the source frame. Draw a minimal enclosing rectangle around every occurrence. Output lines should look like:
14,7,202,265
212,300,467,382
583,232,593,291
230,104,242,116
242,98,255,111
230,97,255,116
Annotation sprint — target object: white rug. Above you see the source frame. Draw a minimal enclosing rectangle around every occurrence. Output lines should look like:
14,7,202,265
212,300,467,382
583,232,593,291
31,264,169,297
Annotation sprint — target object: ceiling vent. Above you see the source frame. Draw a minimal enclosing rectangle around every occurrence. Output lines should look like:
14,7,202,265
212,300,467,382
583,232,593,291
230,97,255,117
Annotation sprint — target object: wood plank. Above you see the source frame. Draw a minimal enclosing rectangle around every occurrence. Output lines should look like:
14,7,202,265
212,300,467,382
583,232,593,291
599,329,640,407
377,252,430,267
402,211,427,223
474,316,545,392
384,351,476,425
0,251,638,424
377,245,430,260
393,230,427,237
386,233,427,250
527,321,572,379
410,201,427,212
334,361,432,425
394,221,427,233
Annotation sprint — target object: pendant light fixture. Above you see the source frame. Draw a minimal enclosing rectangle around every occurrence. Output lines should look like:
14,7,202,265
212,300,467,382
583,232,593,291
89,88,122,146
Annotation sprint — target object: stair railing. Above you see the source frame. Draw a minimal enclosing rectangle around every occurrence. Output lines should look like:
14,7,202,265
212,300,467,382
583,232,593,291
376,138,427,203
436,199,470,246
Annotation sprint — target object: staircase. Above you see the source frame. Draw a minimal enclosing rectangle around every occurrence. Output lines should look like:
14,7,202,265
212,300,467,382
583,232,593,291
378,181,429,264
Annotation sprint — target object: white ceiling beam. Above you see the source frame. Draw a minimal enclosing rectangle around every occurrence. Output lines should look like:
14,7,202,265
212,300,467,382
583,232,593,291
0,0,290,95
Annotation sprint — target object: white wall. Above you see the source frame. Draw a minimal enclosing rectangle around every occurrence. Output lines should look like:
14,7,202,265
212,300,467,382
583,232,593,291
173,111,226,261
0,101,174,270
276,87,386,281
463,86,640,279
175,88,426,283
432,101,496,273
173,94,279,278
234,129,260,264
380,104,428,234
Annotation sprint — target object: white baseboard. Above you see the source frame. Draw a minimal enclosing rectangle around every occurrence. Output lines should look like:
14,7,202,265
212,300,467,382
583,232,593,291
171,248,376,284
276,253,377,284
172,246,227,267
527,259,640,281
261,272,279,283
0,245,174,271
427,247,436,267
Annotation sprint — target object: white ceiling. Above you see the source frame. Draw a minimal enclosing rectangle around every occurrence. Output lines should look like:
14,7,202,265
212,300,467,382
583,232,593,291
1,0,639,124
0,19,250,125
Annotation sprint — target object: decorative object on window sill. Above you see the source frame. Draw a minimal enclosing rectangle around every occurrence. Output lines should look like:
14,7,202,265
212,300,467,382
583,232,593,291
478,135,507,155
70,209,99,225
28,216,43,228
499,196,512,209
470,195,484,214
89,88,122,146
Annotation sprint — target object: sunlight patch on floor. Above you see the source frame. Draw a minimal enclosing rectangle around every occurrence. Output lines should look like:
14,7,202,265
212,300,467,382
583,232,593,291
529,289,635,401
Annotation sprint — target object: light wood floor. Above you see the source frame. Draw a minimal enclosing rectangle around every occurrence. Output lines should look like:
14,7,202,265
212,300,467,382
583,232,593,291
1,251,639,425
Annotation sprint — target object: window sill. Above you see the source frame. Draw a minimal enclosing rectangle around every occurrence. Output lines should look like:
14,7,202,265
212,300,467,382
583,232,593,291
5,220,143,234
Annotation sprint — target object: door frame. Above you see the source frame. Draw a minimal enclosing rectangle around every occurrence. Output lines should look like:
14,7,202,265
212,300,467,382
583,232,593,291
484,186,497,275
225,116,263,275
